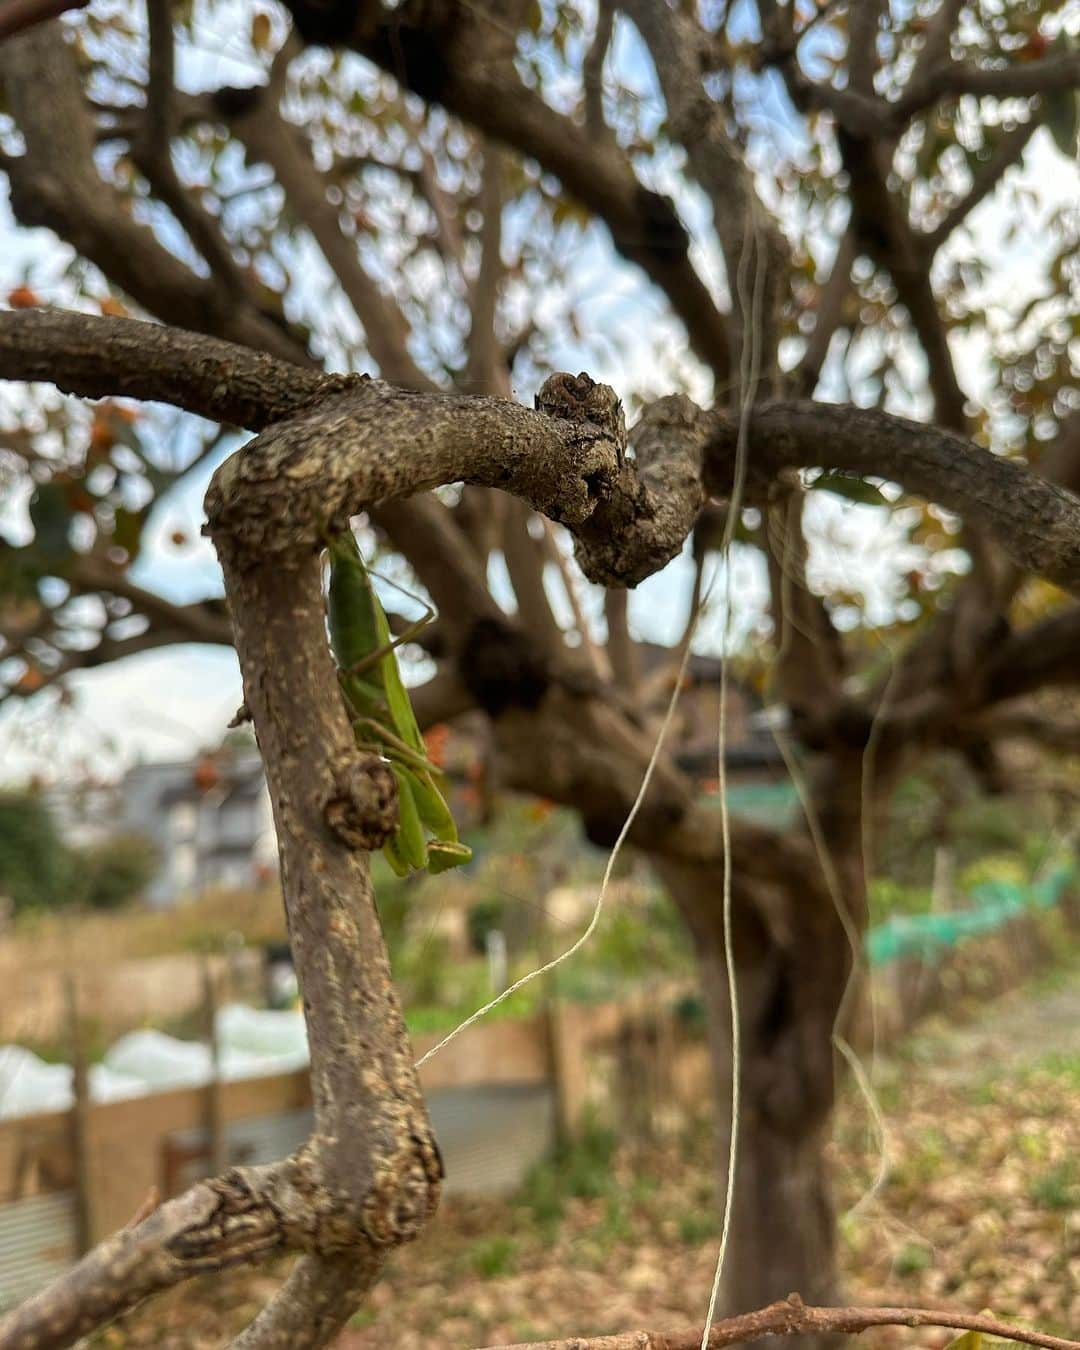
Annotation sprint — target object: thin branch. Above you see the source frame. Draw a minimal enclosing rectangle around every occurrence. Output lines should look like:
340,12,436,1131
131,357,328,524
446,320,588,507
0,28,310,365
894,51,1080,120
476,1296,1080,1350
764,487,846,728
621,0,786,375
783,49,1080,139
838,127,968,432
464,143,510,397
0,309,334,428
69,555,233,644
409,669,476,731
417,144,466,266
340,2,733,380
846,0,883,97
973,708,1080,753
542,520,609,679
215,88,438,392
583,0,614,136
705,400,1080,596
131,0,265,309
502,497,567,657
903,0,964,100
981,605,1080,706
604,587,637,695
792,228,855,397
1036,409,1080,497
921,113,1041,254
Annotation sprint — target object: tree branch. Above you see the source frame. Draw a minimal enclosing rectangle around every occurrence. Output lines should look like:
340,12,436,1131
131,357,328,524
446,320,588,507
0,309,334,429
583,0,613,137
838,127,968,432
6,313,1080,595
764,487,846,734
972,707,1080,754
921,114,1041,254
335,1,733,380
706,401,1080,596
0,28,311,366
227,1253,382,1349
69,555,233,645
895,51,1080,121
0,1162,298,1350
980,605,1080,706
476,1296,1080,1350
604,587,637,695
130,0,268,314
464,143,510,397
792,228,855,396
621,0,787,376
213,87,439,391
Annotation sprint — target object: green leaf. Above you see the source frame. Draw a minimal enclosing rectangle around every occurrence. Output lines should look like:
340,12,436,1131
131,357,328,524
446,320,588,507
809,470,889,507
943,1330,982,1350
112,506,144,561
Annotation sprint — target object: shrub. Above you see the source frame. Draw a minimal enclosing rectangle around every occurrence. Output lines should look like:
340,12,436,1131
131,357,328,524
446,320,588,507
75,833,160,910
0,790,74,913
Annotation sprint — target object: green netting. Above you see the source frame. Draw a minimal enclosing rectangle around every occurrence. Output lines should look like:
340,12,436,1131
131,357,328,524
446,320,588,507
722,781,801,825
866,863,1075,967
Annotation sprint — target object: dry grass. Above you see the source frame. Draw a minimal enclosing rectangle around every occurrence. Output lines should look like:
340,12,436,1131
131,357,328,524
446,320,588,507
0,886,286,976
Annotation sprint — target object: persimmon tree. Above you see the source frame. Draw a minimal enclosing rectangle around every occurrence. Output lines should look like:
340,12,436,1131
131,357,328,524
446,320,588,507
0,1,1079,1345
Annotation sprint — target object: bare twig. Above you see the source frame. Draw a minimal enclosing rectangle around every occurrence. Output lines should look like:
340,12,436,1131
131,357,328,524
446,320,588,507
921,114,1042,254
584,0,614,136
477,1295,1080,1350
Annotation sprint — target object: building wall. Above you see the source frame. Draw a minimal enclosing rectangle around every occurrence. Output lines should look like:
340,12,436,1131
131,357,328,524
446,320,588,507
121,755,277,907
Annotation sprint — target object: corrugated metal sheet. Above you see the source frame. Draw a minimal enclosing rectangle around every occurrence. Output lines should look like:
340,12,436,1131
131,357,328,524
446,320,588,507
0,1191,76,1310
429,1083,553,1196
172,1106,314,1189
0,1085,554,1306
171,1086,554,1199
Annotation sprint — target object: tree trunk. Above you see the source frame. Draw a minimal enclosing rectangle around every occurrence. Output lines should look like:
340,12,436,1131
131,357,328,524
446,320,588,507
657,856,857,1344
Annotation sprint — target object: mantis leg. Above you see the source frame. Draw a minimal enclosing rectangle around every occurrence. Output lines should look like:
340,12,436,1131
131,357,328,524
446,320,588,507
352,717,438,777
345,607,435,678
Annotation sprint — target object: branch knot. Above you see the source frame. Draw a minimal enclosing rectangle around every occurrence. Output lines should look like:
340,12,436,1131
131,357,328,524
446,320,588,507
322,753,398,851
536,371,627,456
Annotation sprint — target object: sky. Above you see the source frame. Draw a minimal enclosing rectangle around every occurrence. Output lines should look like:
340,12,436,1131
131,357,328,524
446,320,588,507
0,4,1077,786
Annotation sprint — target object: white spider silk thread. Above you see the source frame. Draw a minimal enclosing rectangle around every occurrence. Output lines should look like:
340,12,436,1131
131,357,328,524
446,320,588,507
415,460,743,1068
699,202,767,1350
414,586,719,1070
765,489,900,1221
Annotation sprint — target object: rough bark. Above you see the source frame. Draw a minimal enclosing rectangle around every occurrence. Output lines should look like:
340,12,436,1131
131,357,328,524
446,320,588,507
655,849,856,1346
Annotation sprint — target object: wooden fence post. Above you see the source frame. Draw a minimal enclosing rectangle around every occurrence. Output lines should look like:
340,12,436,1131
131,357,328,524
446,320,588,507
202,958,227,1176
64,974,93,1255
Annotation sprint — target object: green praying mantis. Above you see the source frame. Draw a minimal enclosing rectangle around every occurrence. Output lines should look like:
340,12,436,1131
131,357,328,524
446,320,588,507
326,530,472,877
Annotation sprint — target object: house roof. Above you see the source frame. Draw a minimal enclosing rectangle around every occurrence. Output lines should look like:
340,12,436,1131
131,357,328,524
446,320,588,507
635,641,758,698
